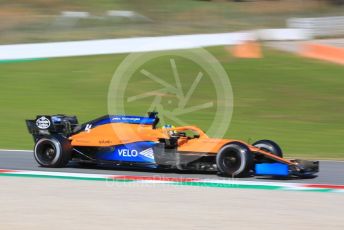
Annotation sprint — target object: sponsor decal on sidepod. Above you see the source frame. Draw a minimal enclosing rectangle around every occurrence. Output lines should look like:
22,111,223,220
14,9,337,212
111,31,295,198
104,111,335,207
118,148,154,160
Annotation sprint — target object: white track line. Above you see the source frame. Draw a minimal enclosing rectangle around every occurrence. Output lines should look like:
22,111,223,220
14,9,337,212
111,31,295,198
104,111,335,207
1,169,343,192
0,149,31,152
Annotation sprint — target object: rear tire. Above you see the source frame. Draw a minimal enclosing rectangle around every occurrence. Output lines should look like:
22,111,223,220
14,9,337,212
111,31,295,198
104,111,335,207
216,143,253,177
34,135,71,167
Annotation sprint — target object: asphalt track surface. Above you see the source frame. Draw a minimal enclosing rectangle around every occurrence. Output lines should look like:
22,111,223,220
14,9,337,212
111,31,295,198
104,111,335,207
1,176,343,230
1,150,343,185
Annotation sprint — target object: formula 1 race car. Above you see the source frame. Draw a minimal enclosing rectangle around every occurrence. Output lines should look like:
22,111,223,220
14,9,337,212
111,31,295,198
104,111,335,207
26,112,319,178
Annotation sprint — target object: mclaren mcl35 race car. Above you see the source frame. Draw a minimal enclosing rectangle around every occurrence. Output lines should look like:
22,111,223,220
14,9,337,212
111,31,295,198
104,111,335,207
26,112,319,178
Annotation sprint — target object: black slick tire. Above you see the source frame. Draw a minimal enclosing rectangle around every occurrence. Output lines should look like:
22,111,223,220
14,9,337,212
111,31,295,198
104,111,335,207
216,142,253,177
34,135,71,167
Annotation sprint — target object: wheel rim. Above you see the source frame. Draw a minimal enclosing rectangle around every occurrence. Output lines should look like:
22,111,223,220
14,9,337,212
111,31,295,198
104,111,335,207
254,143,282,158
259,147,271,153
36,141,57,165
253,140,283,158
222,150,241,173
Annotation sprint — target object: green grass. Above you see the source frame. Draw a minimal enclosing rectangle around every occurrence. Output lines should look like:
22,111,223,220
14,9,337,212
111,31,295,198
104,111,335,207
0,47,343,159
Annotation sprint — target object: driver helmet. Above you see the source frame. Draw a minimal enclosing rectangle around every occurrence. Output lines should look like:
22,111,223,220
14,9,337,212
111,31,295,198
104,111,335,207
162,124,178,137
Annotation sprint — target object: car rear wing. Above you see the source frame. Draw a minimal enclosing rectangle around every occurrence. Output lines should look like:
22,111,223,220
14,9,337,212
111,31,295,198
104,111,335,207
26,115,79,138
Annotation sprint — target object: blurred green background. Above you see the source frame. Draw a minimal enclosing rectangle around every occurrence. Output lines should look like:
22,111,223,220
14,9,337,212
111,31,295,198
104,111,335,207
0,0,343,159
1,47,343,159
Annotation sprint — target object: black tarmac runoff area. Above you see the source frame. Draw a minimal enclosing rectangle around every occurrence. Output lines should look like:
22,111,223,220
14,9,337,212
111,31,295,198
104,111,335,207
0,150,343,185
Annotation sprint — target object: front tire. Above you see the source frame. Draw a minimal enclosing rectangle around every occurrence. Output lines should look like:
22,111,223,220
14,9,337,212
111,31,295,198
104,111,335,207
34,136,71,167
253,140,283,158
216,143,253,177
